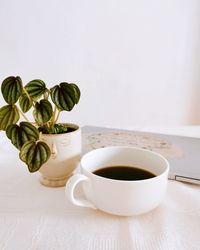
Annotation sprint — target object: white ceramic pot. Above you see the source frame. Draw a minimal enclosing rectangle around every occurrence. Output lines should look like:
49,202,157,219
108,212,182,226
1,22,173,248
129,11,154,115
39,123,81,187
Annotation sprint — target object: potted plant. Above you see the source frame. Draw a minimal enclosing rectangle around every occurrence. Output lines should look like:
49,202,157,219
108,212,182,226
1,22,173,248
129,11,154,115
0,76,81,187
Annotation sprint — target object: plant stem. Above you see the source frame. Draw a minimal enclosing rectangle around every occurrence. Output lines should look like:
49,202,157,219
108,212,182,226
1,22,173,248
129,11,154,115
45,122,50,128
39,132,42,141
17,107,30,122
50,106,57,126
54,110,60,124
23,88,36,108
43,89,50,100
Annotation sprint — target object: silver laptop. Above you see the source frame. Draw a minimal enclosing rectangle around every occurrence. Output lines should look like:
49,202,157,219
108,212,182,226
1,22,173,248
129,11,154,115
82,126,200,185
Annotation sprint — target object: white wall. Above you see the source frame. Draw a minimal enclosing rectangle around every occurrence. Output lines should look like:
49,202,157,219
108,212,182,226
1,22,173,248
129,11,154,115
0,0,200,128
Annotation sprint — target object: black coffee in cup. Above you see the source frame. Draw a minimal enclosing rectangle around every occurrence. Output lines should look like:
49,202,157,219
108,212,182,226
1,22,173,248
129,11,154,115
93,166,156,181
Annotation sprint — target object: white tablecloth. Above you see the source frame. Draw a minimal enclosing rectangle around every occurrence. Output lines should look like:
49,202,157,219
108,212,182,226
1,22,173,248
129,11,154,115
0,127,200,250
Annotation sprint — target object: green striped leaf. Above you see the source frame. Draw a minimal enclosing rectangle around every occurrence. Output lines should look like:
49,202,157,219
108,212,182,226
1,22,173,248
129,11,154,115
25,79,47,101
50,82,80,111
19,140,51,172
69,83,81,104
0,105,19,130
1,76,23,104
19,93,32,113
6,122,39,150
33,99,53,123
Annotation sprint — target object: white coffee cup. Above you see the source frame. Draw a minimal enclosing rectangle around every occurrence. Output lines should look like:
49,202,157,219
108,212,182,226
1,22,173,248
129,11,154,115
65,146,169,216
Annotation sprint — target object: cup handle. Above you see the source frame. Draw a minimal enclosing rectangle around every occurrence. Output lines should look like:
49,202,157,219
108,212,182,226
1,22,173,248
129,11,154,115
65,174,96,209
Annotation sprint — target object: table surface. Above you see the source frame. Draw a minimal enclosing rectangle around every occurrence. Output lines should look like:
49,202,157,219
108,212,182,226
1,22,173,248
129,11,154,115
0,126,200,250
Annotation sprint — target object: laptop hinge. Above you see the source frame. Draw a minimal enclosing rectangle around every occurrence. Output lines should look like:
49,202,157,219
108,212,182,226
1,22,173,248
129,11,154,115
175,175,200,185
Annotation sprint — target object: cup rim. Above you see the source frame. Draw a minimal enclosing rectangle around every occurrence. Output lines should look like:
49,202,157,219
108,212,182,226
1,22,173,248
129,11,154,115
81,146,170,183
